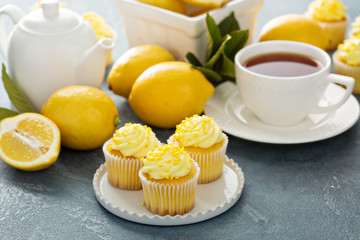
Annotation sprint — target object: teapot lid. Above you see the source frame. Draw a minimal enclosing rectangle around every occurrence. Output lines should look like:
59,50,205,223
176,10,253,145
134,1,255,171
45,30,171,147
19,0,82,34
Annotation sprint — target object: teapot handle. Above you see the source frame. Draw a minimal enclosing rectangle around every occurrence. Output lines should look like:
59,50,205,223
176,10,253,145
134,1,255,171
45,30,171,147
0,5,24,60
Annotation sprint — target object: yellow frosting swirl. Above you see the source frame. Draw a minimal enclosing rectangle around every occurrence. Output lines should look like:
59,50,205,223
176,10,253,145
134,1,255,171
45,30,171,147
351,16,360,37
308,0,346,21
173,115,223,148
141,144,193,180
110,123,159,158
337,36,360,66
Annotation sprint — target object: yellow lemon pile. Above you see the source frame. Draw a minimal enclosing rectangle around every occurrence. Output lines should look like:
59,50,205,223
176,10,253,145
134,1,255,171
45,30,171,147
183,0,228,8
107,45,174,98
137,0,187,14
0,113,61,171
136,0,229,16
108,45,214,129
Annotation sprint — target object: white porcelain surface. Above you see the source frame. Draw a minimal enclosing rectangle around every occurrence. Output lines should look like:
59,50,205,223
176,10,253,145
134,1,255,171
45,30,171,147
235,41,354,126
116,0,263,63
204,82,360,144
0,0,114,111
93,156,244,226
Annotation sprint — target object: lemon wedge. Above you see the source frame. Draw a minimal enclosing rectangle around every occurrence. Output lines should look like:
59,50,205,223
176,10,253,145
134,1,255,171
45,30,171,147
0,113,61,171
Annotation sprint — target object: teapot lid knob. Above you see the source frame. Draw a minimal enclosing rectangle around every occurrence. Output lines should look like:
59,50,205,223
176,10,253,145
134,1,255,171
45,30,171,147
42,0,59,19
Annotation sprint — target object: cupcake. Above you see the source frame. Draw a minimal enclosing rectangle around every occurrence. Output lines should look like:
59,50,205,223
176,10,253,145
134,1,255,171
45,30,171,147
350,15,360,38
103,123,160,190
169,115,228,184
332,36,360,94
306,0,347,50
139,144,200,216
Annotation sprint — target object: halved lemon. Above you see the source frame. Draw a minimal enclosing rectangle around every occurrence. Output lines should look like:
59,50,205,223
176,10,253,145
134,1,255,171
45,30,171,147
183,0,229,8
0,113,61,171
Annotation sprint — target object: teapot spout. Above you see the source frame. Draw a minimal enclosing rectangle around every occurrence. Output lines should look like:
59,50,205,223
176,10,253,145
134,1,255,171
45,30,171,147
75,38,115,87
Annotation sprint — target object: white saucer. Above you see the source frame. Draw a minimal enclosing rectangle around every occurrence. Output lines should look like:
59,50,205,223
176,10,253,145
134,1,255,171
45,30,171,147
204,82,360,144
93,157,244,226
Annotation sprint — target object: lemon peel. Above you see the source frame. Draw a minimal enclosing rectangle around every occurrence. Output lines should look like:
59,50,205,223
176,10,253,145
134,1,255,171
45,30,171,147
107,45,174,99
41,86,119,150
129,61,214,128
136,0,186,14
258,14,330,50
183,0,229,8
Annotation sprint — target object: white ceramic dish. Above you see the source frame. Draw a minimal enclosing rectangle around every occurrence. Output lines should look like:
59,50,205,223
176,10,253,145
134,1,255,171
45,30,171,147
93,156,244,226
115,0,263,63
204,82,360,144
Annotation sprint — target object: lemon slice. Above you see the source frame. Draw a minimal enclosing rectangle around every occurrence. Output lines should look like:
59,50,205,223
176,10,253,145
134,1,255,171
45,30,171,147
0,113,61,171
183,0,228,8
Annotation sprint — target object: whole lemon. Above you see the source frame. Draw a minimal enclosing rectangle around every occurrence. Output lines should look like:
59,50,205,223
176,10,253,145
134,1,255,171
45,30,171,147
107,45,175,98
136,0,186,14
258,14,330,50
129,62,215,128
41,86,119,150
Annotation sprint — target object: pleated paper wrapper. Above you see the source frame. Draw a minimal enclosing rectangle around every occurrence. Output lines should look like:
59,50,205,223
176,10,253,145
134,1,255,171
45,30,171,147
103,139,143,190
139,162,200,216
168,134,228,184
333,50,360,94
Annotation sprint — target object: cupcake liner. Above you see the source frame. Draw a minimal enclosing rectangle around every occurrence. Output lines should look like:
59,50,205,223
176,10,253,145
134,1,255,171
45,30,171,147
318,18,347,50
139,162,200,216
103,139,143,190
187,134,228,184
168,133,229,184
304,11,347,50
332,50,360,94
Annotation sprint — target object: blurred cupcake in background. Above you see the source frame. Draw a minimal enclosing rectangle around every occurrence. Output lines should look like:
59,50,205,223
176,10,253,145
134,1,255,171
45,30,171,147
350,15,360,38
305,0,347,50
332,36,360,94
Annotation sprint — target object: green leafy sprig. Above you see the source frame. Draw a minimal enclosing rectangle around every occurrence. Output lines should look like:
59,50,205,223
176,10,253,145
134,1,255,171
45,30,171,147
185,12,249,85
0,63,35,120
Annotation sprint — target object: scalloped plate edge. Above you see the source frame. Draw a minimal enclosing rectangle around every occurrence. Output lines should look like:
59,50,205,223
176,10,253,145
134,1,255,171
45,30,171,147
93,156,244,226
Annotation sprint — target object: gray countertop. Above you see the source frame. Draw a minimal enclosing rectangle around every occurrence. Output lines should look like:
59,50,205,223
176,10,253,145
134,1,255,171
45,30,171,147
1,0,360,239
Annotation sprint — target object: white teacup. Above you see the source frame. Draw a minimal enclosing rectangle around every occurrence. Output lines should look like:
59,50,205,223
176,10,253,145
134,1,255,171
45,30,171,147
235,41,355,126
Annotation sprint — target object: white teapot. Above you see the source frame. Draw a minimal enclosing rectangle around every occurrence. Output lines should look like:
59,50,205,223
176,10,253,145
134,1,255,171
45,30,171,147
0,0,115,111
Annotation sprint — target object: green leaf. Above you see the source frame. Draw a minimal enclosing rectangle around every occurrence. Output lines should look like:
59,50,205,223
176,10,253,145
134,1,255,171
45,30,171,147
205,34,231,69
206,13,222,60
1,63,35,113
223,30,249,60
0,107,19,121
184,11,248,86
218,12,240,37
218,53,235,80
196,67,223,84
185,52,203,67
